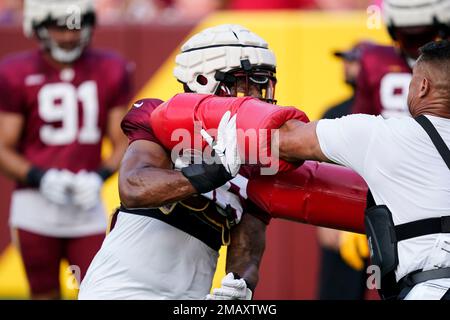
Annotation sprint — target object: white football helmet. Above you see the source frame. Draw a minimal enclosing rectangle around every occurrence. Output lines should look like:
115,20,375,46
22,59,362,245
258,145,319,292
23,0,96,63
174,24,277,103
383,0,445,60
383,0,441,29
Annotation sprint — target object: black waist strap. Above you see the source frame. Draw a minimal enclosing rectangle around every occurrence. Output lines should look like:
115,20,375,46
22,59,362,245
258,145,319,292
399,267,450,290
395,216,450,242
119,205,223,251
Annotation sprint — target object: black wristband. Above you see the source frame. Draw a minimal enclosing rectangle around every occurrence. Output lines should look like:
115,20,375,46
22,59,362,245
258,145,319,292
96,167,114,181
25,166,46,188
181,162,232,194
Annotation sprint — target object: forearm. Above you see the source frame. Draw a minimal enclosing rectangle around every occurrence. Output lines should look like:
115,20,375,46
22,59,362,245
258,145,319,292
0,112,30,182
119,166,197,208
226,214,266,290
0,145,32,183
102,106,129,172
277,119,328,163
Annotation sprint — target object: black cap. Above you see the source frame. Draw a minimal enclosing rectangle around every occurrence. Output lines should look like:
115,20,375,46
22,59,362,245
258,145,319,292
333,41,375,61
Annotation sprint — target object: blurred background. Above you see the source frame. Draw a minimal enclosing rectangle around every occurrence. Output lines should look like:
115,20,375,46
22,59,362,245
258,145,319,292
0,0,390,299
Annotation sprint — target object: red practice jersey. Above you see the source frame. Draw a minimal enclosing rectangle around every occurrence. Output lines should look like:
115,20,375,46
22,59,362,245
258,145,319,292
0,49,132,173
352,44,412,118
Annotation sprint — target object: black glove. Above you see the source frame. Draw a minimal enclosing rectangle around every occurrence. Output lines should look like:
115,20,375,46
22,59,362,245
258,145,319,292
25,166,46,188
181,162,233,194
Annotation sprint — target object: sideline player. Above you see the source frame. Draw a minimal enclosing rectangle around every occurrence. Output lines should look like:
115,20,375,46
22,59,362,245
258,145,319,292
352,0,447,117
0,0,131,299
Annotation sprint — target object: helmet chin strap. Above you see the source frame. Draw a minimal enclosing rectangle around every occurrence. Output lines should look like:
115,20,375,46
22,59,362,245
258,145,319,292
216,83,232,97
37,26,92,64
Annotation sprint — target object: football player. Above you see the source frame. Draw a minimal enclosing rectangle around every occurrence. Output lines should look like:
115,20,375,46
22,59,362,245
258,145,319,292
352,0,447,117
0,0,132,299
78,24,274,300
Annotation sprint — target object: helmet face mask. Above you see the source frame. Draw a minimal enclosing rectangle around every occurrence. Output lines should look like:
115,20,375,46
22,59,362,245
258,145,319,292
36,21,94,64
215,67,277,104
24,0,96,63
392,25,442,59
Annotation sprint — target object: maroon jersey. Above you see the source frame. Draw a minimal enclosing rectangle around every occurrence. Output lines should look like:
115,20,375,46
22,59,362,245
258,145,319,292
121,98,271,225
0,49,132,173
352,44,412,118
121,98,163,145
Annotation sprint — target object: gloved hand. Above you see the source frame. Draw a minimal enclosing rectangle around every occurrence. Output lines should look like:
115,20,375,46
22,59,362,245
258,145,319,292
201,181,244,226
339,231,369,271
206,272,253,300
181,111,241,194
201,111,241,177
72,170,103,211
39,169,75,205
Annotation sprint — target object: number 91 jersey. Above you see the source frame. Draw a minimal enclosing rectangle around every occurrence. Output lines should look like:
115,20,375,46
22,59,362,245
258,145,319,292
352,44,412,118
0,49,132,174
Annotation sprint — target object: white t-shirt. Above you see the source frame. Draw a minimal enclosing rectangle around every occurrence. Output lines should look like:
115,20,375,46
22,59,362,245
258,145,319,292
316,114,450,281
79,212,218,299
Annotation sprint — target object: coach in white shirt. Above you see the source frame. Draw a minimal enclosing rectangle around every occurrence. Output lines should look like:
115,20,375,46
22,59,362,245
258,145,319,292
276,40,450,300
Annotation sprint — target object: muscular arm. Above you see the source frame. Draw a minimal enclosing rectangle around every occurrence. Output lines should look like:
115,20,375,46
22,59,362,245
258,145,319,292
102,106,129,172
0,111,31,182
277,119,329,163
118,139,197,208
225,213,267,290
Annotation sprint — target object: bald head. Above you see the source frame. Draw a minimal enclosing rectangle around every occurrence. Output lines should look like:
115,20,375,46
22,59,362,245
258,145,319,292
407,40,450,118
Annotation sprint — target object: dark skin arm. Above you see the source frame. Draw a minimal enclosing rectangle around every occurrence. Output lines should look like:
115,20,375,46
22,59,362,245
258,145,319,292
118,139,197,208
225,213,267,291
120,140,267,292
0,111,31,182
101,106,129,172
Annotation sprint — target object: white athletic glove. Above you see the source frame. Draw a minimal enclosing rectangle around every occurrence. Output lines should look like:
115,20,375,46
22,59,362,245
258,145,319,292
201,111,241,177
206,272,253,300
72,170,103,211
202,182,244,226
39,169,75,205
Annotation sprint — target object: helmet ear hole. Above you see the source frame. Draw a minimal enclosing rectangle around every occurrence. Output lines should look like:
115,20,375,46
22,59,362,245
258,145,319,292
196,75,208,85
